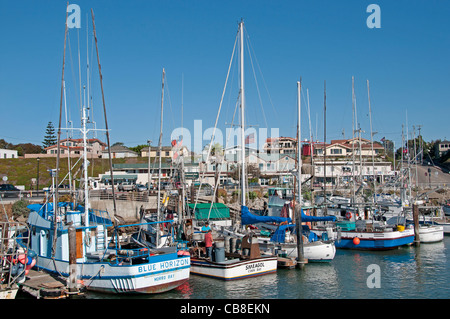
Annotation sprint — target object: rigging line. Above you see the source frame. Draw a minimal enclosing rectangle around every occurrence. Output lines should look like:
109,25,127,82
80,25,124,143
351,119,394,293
67,32,81,119
77,28,83,124
193,28,239,213
245,33,268,129
207,90,241,220
243,25,278,118
163,73,177,138
224,49,238,127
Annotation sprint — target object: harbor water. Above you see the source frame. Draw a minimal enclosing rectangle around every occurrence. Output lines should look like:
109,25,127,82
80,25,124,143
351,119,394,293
86,236,450,300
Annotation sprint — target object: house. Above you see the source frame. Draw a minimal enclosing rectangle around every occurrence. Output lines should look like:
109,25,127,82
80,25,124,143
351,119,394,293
309,138,384,158
435,140,450,158
102,145,138,159
223,145,258,162
263,137,297,155
44,138,106,158
0,149,18,159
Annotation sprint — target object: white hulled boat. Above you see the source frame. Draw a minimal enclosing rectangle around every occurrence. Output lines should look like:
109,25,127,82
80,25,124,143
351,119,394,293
188,20,277,279
25,9,190,294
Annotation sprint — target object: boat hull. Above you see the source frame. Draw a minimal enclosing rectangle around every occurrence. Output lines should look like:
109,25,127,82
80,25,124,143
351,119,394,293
190,256,277,280
34,253,190,294
313,228,415,250
260,241,336,262
418,225,444,243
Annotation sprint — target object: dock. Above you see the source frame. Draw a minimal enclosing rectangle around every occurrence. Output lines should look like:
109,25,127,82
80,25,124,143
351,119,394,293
19,269,79,299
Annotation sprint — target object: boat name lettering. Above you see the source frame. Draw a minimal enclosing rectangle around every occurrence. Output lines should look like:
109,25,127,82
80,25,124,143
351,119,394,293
245,262,264,271
138,257,190,273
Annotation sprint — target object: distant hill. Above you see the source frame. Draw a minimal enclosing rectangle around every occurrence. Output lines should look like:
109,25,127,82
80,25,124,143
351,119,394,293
0,157,150,190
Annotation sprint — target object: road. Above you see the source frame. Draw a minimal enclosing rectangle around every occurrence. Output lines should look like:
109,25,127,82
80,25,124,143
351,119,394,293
414,163,450,186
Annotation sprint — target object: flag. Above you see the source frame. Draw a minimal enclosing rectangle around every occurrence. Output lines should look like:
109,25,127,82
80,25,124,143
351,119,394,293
245,133,255,145
380,137,385,142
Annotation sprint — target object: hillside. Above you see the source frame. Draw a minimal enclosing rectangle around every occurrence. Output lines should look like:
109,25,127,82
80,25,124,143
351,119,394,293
0,156,152,190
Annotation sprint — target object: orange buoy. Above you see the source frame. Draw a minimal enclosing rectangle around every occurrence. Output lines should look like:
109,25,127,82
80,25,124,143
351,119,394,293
353,237,360,245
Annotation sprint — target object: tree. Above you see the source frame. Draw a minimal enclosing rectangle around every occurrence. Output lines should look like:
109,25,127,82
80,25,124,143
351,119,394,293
42,122,57,149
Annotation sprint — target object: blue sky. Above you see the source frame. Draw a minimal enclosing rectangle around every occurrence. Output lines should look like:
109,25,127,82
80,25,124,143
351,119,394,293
0,0,449,154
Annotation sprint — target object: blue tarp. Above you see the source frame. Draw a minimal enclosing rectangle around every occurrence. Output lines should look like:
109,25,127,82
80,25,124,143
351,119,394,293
27,202,113,226
240,205,336,226
240,205,291,225
27,202,74,219
269,224,320,243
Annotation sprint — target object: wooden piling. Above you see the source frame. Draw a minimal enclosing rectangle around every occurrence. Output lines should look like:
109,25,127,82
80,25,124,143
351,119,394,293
68,226,78,293
413,204,420,246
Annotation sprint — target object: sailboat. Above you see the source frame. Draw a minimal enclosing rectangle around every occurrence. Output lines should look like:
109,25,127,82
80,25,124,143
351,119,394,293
225,81,337,262
310,78,415,250
24,9,190,294
189,20,278,280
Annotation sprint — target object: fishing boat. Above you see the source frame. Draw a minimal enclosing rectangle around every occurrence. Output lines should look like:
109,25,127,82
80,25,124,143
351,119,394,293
23,9,190,294
311,216,415,250
188,21,277,279
26,201,190,294
226,205,337,262
189,232,277,280
415,224,444,243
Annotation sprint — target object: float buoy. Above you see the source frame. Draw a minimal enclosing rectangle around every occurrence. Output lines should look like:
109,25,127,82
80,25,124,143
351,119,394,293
345,212,352,220
353,237,360,245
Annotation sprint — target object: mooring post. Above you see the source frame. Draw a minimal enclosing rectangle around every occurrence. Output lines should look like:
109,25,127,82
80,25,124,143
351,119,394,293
413,204,420,246
68,226,78,293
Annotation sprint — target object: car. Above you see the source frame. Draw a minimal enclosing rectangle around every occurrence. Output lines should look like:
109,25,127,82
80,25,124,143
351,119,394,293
118,182,135,192
0,184,21,198
135,184,147,192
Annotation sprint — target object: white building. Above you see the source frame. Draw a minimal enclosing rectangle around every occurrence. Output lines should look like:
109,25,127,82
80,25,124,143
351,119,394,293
0,149,18,159
102,145,138,159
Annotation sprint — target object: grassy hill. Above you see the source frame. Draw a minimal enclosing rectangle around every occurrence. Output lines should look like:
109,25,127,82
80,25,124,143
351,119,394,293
0,156,152,190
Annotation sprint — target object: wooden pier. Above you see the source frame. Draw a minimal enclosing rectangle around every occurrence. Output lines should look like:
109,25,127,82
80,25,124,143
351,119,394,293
19,269,80,299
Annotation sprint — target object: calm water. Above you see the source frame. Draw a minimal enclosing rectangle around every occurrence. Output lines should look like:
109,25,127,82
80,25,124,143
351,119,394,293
85,236,450,300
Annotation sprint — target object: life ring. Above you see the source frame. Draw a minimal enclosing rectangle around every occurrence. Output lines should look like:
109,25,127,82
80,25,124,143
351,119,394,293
345,211,352,220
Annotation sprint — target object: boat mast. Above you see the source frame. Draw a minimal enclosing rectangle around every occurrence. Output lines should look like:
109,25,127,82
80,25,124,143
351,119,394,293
53,3,69,257
323,80,327,214
351,77,356,204
91,9,118,224
82,86,90,227
296,80,304,263
157,68,165,246
367,79,377,203
239,20,246,207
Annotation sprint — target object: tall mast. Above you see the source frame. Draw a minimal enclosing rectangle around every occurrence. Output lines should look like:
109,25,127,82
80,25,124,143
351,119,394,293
296,80,304,263
91,8,117,223
53,2,69,257
239,20,246,207
351,77,356,204
323,80,326,212
82,86,90,227
367,79,377,203
157,68,165,246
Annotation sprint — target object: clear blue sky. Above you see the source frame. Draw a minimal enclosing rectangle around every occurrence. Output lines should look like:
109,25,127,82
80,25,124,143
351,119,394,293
1,0,449,154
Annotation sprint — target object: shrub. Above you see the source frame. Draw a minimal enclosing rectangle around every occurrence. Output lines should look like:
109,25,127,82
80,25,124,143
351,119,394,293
12,199,30,219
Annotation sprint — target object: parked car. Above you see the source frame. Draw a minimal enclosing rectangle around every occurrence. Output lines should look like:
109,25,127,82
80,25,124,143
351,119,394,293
135,184,147,192
0,184,21,198
118,182,135,192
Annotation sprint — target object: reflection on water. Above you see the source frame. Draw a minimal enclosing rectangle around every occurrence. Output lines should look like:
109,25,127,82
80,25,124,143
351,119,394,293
86,237,450,299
